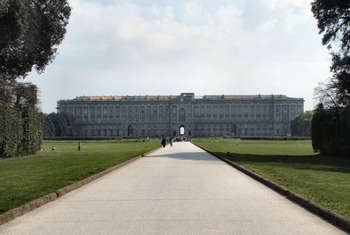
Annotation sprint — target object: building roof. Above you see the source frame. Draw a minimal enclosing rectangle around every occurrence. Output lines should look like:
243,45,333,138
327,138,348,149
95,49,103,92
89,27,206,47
67,94,300,102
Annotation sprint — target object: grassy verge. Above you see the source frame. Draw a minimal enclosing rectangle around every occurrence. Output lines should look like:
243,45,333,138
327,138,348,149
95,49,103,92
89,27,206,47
193,138,350,220
0,140,160,213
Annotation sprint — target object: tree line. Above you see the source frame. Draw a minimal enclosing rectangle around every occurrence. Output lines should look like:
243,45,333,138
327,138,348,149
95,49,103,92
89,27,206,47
44,113,76,138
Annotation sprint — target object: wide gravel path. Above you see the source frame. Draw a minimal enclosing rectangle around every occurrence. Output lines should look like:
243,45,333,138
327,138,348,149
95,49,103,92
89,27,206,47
0,142,345,234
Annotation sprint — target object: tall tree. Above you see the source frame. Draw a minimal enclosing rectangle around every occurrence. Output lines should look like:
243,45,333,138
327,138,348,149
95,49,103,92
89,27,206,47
0,0,71,82
311,0,350,106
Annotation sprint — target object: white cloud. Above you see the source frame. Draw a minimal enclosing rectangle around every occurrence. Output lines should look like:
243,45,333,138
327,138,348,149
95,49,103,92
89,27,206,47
28,0,330,113
261,0,310,10
184,2,206,22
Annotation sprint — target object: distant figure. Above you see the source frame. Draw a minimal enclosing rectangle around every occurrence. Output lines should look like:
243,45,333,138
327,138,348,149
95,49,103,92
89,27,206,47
161,137,166,147
169,137,173,147
78,141,81,151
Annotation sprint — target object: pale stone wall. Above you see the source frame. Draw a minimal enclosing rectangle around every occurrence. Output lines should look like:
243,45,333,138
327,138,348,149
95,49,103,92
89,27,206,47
57,93,304,137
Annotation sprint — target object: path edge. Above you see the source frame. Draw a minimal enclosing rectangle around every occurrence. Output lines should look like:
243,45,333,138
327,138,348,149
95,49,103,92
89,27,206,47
193,143,350,233
0,145,162,226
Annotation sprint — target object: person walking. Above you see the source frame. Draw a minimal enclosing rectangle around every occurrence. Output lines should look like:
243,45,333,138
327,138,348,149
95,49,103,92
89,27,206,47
170,137,173,147
161,137,166,148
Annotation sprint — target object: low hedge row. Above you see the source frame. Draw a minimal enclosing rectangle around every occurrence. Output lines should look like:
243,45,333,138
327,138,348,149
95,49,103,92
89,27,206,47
240,136,311,141
44,136,147,141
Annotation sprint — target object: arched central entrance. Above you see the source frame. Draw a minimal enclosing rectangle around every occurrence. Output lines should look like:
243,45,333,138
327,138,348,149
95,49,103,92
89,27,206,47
127,125,133,136
179,125,185,136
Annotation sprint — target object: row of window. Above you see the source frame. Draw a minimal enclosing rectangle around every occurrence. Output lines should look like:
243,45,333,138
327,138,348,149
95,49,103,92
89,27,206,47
83,129,171,137
73,113,278,123
81,129,280,137
61,103,302,116
81,125,285,137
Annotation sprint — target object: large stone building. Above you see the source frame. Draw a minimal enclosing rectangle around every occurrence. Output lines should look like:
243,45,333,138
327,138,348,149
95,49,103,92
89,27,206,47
57,93,304,137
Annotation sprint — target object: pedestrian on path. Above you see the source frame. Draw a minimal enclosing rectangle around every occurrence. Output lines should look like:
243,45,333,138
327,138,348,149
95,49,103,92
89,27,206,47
170,137,173,147
161,137,166,147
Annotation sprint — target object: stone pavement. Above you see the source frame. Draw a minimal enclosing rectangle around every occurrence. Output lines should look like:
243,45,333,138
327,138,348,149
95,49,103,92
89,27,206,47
0,142,345,234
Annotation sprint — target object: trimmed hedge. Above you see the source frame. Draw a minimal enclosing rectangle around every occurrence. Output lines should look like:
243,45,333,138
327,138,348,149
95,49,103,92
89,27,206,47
0,102,23,157
312,107,350,156
0,83,43,158
240,136,311,141
21,107,43,155
44,136,144,141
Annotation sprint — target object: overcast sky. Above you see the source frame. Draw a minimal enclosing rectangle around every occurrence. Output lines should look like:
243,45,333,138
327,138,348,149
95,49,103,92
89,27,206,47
27,0,331,113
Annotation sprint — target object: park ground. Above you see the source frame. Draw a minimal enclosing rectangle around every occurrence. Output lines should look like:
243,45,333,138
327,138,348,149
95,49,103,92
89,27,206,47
1,141,345,234
0,139,160,214
1,138,349,222
193,138,350,220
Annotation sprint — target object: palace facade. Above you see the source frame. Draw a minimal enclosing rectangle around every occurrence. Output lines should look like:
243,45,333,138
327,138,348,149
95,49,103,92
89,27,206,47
57,93,304,137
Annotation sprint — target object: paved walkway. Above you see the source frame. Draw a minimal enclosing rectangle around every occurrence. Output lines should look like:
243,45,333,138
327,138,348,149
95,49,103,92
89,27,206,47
0,142,345,234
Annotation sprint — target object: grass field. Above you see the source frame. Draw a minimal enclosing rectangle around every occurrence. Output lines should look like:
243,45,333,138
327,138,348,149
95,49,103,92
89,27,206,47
0,140,160,214
193,138,350,220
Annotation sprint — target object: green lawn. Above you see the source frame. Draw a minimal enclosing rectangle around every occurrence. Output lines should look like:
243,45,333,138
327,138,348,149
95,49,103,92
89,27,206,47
193,138,350,220
0,140,160,214
194,138,316,156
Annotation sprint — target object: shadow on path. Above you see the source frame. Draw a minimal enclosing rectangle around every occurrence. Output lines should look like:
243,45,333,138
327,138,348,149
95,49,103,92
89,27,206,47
147,151,219,161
